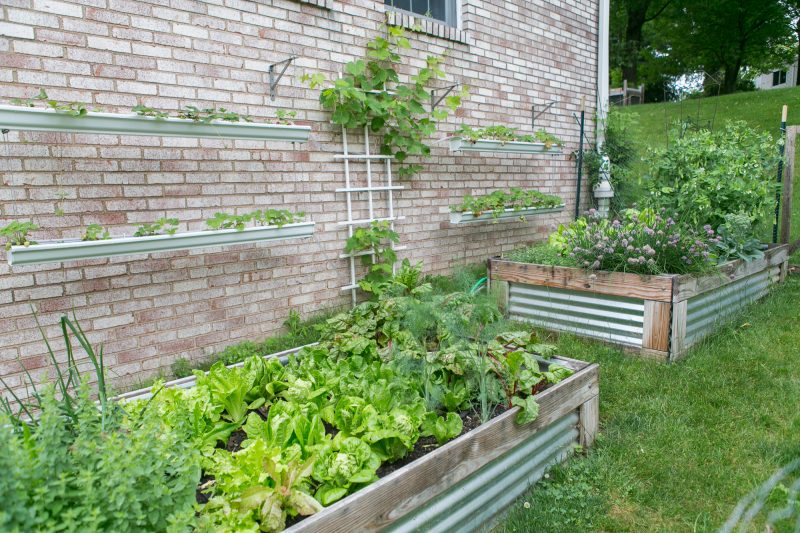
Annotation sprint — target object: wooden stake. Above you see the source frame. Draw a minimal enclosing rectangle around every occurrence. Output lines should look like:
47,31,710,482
781,125,797,244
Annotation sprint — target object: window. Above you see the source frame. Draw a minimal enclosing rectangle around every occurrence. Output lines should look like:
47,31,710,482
384,0,458,27
773,70,787,86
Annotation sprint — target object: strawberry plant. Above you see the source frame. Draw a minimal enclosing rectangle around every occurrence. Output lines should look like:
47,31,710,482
1,221,37,250
457,124,564,148
133,217,179,237
81,223,110,241
451,188,563,219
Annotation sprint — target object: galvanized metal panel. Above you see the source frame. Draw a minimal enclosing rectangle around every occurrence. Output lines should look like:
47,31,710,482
508,282,646,347
382,412,579,533
684,271,769,347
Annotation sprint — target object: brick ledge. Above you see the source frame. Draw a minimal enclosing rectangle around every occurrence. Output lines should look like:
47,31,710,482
386,10,470,44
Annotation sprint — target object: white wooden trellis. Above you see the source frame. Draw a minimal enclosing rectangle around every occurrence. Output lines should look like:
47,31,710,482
336,125,406,305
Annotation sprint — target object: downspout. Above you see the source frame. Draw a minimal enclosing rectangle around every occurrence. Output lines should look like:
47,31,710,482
592,0,613,217
596,0,609,149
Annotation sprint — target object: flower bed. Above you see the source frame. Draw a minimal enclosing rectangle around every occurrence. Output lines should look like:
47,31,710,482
489,244,790,361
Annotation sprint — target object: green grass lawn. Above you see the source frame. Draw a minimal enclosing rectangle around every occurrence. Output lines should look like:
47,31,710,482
616,87,800,257
496,275,800,532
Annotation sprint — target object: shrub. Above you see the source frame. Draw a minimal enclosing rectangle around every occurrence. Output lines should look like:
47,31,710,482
549,209,717,275
643,121,780,229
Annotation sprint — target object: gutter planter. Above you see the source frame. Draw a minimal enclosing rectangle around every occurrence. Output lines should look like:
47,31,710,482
0,105,311,142
7,222,315,266
448,137,562,155
489,244,790,361
121,349,599,533
450,204,565,224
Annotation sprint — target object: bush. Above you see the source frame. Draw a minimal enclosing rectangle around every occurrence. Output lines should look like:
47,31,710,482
643,121,780,229
549,209,717,275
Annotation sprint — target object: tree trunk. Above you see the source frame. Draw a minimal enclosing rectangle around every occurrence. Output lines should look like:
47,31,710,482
796,21,800,87
620,1,652,85
722,61,741,94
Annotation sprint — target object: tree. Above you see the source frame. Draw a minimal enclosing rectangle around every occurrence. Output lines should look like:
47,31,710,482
611,0,675,84
664,0,793,93
781,0,800,85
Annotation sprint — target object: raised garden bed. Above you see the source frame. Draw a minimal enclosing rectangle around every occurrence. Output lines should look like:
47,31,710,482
448,137,562,155
489,244,790,361
0,104,311,142
7,222,315,266
450,204,565,224
121,349,599,533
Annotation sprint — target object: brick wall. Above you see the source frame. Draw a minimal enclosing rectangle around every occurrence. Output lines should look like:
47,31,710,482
0,0,599,396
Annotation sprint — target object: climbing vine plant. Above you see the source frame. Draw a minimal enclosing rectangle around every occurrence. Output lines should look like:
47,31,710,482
303,26,467,177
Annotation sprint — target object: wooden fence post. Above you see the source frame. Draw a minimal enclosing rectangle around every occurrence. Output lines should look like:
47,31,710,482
780,125,797,244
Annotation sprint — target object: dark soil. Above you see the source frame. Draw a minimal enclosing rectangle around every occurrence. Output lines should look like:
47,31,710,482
375,406,506,478
226,429,247,453
196,475,214,505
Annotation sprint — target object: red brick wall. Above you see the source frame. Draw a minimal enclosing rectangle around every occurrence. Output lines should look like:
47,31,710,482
0,0,599,395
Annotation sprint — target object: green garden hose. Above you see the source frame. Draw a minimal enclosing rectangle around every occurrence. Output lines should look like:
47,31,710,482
469,277,487,295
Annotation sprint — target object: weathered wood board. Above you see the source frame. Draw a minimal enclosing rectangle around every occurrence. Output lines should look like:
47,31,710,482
490,244,790,361
288,358,600,533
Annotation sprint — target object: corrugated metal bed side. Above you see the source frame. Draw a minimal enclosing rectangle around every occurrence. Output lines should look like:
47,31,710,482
382,413,580,533
508,283,646,348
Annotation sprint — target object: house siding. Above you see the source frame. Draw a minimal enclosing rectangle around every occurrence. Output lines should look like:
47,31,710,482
0,0,599,395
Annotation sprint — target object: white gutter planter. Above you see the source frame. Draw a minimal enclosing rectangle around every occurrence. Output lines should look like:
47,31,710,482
7,222,315,266
0,105,311,142
450,204,565,224
448,137,562,154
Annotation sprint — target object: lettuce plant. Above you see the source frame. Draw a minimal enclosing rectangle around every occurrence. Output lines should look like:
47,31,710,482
312,434,381,505
195,361,266,424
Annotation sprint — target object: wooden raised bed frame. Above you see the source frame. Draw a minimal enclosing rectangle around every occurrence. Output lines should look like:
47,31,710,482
489,245,789,361
288,355,598,532
120,349,599,532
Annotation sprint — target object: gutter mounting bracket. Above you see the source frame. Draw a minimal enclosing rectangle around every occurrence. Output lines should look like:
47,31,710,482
268,56,297,101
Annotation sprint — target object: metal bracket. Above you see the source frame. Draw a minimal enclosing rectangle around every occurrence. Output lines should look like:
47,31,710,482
532,100,558,130
268,56,297,101
430,84,459,113
1,129,9,134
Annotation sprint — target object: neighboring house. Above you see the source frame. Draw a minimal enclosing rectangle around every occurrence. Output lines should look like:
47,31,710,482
0,0,607,396
756,60,799,90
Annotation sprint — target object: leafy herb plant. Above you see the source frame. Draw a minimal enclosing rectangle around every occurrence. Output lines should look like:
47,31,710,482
304,26,467,177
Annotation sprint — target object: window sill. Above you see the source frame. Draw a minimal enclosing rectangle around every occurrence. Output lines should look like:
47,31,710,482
297,0,333,8
386,10,469,44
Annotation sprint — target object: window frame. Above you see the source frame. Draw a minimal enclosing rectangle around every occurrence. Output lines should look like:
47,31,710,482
384,0,460,29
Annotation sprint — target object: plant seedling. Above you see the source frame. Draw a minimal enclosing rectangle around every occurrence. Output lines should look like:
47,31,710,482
133,217,179,237
81,223,110,242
